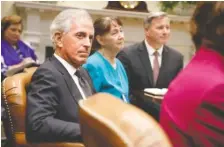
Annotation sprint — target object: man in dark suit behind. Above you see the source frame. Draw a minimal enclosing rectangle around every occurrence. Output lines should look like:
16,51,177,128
117,12,183,121
26,9,95,142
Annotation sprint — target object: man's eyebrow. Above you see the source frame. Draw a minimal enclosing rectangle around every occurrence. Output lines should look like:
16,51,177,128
75,32,86,34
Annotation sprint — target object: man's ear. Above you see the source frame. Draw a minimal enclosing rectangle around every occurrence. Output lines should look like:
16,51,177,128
145,28,151,38
145,28,149,35
54,31,63,48
96,35,105,46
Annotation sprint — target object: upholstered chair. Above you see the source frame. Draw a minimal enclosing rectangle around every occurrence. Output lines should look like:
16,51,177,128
2,67,84,147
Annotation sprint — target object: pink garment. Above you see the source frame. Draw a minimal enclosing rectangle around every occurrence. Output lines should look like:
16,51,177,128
160,46,224,147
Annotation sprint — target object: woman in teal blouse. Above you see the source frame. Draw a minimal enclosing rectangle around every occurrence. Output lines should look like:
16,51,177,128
83,17,129,103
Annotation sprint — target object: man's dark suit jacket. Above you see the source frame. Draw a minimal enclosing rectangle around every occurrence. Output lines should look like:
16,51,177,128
26,56,95,142
117,41,183,120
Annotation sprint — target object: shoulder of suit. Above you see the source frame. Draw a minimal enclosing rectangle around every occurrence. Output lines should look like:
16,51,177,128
122,42,143,53
37,59,52,69
164,45,183,58
34,60,56,74
31,61,59,81
35,57,66,77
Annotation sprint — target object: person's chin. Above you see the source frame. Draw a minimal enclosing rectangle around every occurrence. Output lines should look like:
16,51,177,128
160,40,168,45
117,44,124,50
11,40,18,44
79,52,89,58
80,58,88,64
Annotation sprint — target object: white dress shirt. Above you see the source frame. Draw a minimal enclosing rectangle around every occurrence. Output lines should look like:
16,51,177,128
145,40,163,68
54,53,86,99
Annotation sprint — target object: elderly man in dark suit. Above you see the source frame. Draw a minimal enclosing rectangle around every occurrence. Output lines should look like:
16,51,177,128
26,9,95,142
117,12,183,121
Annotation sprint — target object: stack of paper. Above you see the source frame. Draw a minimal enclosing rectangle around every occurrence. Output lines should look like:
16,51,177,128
144,88,168,96
144,88,168,102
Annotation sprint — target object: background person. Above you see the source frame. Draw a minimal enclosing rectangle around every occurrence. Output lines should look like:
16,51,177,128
83,17,129,103
1,15,38,80
117,12,183,120
160,2,224,146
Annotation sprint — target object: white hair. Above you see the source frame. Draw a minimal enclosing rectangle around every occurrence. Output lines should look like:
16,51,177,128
50,9,92,45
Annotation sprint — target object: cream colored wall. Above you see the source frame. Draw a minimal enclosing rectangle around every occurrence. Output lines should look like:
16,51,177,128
146,1,160,12
0,1,161,14
5,1,194,65
1,1,17,18
57,1,160,12
57,1,107,9
168,23,194,65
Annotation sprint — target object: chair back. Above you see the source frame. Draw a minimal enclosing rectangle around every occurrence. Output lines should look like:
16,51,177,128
2,67,84,147
2,67,37,147
79,93,172,147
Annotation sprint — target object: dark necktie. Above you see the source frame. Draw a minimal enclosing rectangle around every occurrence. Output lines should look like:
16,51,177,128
153,51,160,86
75,70,92,98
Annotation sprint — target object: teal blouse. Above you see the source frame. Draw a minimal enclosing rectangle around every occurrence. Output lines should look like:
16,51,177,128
83,51,129,103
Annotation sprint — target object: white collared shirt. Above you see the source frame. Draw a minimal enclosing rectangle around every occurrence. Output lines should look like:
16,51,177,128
145,40,163,68
54,53,86,100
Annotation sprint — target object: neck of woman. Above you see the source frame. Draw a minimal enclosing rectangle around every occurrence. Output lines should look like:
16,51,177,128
98,48,117,65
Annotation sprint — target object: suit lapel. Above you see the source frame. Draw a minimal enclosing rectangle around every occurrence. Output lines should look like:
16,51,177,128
138,41,153,86
156,46,169,86
50,56,82,104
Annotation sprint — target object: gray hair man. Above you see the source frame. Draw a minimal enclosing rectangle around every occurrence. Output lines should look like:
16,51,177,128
117,11,183,121
26,9,95,142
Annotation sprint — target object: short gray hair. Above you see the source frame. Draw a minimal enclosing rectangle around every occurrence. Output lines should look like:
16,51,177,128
143,11,168,29
50,9,92,44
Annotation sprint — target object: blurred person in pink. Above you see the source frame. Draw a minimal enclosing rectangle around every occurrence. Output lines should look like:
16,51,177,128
160,2,224,147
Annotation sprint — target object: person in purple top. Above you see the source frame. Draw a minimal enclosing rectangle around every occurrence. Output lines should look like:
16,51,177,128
1,15,38,80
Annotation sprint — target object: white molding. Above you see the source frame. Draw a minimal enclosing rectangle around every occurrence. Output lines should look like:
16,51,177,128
14,1,190,23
